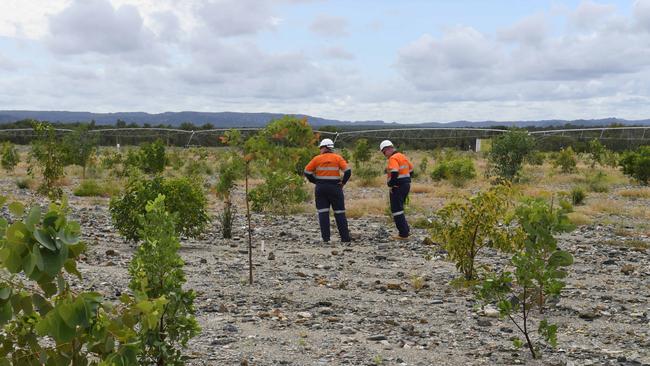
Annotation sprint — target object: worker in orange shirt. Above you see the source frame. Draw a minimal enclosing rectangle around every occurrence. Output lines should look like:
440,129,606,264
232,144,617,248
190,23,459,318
304,138,352,243
380,140,413,239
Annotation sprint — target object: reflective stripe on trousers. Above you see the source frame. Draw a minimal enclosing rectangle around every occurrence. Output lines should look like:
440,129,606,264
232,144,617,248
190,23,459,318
389,182,410,237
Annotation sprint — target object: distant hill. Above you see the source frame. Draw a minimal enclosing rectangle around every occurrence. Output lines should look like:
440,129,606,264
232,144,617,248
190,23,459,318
0,110,649,128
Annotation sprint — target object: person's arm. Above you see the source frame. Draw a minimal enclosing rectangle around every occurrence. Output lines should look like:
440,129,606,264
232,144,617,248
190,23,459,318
339,156,351,185
387,156,399,187
387,171,398,187
304,158,317,184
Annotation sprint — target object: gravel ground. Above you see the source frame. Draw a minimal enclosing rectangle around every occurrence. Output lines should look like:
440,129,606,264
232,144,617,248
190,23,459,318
2,181,649,366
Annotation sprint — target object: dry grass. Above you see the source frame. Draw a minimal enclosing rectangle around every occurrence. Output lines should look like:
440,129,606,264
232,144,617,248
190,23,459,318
410,183,433,194
620,187,650,199
346,197,388,219
567,212,592,226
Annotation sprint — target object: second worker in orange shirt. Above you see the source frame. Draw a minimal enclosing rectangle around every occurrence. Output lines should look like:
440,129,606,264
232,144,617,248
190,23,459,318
380,140,413,239
304,138,352,243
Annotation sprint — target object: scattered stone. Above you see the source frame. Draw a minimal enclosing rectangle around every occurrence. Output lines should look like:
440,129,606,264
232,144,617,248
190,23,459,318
579,310,600,320
621,264,635,275
105,249,118,256
297,312,313,319
367,335,388,341
477,319,492,327
268,252,275,260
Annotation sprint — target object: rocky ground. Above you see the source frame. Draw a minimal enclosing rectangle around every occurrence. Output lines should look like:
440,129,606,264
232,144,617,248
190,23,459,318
2,181,649,366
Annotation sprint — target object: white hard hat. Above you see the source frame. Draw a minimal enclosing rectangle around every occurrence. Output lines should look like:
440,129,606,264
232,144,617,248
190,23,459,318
379,140,393,151
319,138,334,148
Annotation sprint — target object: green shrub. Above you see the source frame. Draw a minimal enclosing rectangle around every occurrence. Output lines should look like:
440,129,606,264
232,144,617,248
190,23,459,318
0,196,166,365
587,139,607,168
185,159,213,177
418,156,429,175
249,171,308,213
61,125,98,178
553,147,577,173
430,184,518,281
477,198,574,359
619,146,650,185
570,186,587,205
1,142,19,172
128,195,200,365
488,129,536,181
110,176,209,241
586,171,610,192
138,139,167,174
525,150,545,166
431,156,476,187
28,122,65,199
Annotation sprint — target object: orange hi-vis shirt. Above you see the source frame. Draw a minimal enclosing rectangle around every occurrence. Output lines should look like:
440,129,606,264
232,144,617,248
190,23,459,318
304,152,350,182
386,152,413,180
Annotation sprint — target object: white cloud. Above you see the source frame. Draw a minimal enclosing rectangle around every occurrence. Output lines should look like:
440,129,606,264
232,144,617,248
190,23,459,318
46,0,155,55
197,0,278,37
310,15,349,37
322,46,355,60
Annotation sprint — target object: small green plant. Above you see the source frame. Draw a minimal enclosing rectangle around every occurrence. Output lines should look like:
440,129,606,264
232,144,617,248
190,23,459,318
1,142,19,172
128,195,200,365
553,147,577,173
248,171,308,213
138,139,167,174
488,129,536,181
0,196,166,365
353,139,380,186
587,139,607,168
431,155,476,187
411,274,425,291
110,175,210,241
28,122,66,199
570,186,587,205
418,156,429,175
15,177,32,189
476,198,574,359
525,150,545,166
619,146,650,185
430,184,518,281
215,150,245,238
61,125,98,178
585,170,610,192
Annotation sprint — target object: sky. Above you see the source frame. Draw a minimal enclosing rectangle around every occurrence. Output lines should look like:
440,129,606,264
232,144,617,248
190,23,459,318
1,0,649,123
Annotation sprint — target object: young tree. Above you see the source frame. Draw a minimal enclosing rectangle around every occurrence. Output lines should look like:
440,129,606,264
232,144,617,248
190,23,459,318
61,125,98,178
430,184,519,281
553,147,577,173
619,146,650,185
488,129,536,181
29,122,66,199
1,142,19,173
128,195,200,365
477,198,574,359
0,196,166,365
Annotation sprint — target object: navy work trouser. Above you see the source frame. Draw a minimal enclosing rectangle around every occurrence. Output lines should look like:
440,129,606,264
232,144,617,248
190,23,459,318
315,183,351,242
389,181,410,237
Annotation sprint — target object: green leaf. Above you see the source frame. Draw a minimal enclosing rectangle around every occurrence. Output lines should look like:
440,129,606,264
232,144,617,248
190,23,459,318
64,259,82,279
34,229,56,251
0,301,12,325
58,228,80,245
25,206,41,230
38,280,57,298
0,286,11,300
8,201,24,217
58,301,84,329
32,293,53,316
548,250,573,267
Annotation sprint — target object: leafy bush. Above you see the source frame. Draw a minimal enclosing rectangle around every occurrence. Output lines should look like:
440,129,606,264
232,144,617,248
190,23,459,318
215,151,245,238
61,125,98,178
431,155,476,187
1,142,19,172
249,171,308,213
570,186,586,205
0,196,166,365
128,195,200,365
185,159,213,177
619,146,650,185
585,171,610,192
525,150,545,166
553,147,577,173
353,138,372,167
28,122,66,199
418,156,429,175
110,176,210,241
488,129,536,181
138,139,167,174
587,139,607,168
244,117,316,212
430,184,518,281
477,198,574,359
